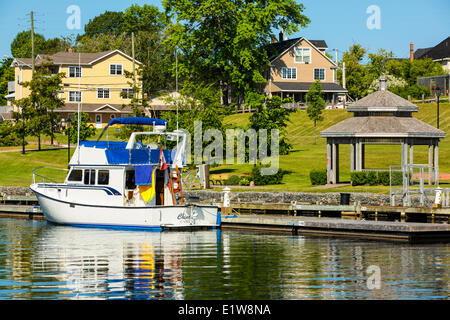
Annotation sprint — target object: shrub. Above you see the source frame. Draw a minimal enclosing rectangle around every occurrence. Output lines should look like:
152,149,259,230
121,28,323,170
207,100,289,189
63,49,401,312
224,175,241,186
309,169,327,185
238,177,250,186
0,121,23,147
378,171,390,186
367,171,378,186
350,171,367,186
391,171,404,186
250,165,285,185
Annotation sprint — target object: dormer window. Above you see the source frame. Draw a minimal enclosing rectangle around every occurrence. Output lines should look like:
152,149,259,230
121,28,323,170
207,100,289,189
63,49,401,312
294,47,311,63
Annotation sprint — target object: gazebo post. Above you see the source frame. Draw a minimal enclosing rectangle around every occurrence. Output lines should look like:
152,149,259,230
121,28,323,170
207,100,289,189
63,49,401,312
361,143,365,170
332,140,338,184
428,143,433,185
350,141,355,172
434,140,439,185
327,139,332,184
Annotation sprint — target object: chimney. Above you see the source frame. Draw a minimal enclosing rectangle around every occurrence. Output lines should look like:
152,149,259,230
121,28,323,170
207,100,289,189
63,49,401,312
68,48,73,53
279,31,284,43
379,77,387,91
410,42,414,61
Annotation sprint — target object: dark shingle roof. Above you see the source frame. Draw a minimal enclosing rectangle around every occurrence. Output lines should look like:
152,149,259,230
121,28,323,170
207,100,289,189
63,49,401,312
13,50,142,67
272,81,346,93
414,36,450,60
267,37,328,61
348,90,418,112
320,116,445,138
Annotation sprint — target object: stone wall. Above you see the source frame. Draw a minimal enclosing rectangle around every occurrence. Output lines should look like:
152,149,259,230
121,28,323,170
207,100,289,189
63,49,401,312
0,186,34,197
184,190,435,207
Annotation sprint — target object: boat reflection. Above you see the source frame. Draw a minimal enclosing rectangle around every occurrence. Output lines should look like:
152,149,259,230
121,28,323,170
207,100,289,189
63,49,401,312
33,225,221,299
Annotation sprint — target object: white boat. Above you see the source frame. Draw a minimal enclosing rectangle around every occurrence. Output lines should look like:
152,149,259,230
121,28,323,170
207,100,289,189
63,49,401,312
30,117,221,231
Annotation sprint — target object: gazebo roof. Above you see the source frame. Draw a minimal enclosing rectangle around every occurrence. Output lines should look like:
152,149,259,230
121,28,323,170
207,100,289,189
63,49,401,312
320,116,445,138
321,78,445,139
348,90,418,112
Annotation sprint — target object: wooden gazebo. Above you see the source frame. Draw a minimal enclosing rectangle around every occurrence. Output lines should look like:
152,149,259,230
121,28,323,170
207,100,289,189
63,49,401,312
320,78,446,184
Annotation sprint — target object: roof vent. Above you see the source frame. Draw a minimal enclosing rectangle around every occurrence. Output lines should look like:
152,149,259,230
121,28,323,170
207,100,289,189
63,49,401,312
379,77,387,91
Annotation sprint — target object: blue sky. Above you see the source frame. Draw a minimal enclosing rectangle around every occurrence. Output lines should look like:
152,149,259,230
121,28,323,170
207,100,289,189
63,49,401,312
0,0,448,60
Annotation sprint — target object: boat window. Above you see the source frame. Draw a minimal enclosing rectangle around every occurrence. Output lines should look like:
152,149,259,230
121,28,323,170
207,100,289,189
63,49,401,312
125,170,136,189
84,169,96,185
97,170,109,185
68,169,82,182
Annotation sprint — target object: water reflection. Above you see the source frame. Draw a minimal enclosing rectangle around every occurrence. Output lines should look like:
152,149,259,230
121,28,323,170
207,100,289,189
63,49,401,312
0,218,448,300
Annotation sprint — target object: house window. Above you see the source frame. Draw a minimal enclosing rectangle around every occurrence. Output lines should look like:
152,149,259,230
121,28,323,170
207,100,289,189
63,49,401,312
282,67,297,80
121,88,134,99
294,47,311,63
69,91,81,102
110,64,123,75
97,88,110,99
68,66,82,78
314,68,325,80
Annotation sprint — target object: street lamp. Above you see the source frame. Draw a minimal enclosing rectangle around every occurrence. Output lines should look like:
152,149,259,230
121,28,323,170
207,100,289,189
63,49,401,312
436,89,441,129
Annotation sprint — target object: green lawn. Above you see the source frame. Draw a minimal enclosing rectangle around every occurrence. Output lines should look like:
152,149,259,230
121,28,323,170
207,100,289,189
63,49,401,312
0,102,448,192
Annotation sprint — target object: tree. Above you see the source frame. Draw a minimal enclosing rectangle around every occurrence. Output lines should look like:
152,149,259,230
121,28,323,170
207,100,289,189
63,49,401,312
248,94,293,155
64,112,96,144
306,80,325,145
337,44,369,99
84,11,125,37
11,31,71,58
11,31,46,58
0,57,14,105
13,62,65,150
163,0,310,103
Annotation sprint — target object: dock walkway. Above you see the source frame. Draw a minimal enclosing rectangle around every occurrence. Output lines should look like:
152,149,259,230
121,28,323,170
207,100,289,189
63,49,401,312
222,214,450,243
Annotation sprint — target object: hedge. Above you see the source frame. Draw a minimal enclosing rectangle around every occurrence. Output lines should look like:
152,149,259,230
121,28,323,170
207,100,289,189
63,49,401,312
350,171,405,186
309,169,327,185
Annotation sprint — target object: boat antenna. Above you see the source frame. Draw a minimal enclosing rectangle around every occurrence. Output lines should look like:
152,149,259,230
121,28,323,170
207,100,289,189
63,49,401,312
77,52,81,164
175,47,179,132
175,47,179,152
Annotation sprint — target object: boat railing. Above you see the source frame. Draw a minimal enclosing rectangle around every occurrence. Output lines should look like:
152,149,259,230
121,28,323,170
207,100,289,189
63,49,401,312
32,166,69,184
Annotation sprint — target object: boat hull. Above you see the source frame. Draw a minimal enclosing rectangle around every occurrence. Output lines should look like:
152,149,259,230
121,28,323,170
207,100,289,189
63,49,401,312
30,185,220,231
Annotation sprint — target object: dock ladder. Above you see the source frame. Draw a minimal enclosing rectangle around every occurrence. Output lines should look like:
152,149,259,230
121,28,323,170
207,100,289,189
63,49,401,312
170,166,184,205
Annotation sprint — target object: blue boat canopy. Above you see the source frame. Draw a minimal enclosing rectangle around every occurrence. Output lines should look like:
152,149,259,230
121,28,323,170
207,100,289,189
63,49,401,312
95,117,168,146
108,117,167,127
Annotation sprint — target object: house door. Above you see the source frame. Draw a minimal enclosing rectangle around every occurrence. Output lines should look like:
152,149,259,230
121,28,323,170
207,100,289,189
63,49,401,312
95,114,102,129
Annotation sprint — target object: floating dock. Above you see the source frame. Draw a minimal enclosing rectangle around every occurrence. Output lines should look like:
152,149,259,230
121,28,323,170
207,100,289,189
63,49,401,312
221,214,450,243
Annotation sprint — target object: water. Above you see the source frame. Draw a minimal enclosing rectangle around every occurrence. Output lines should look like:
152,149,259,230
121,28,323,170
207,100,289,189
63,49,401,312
0,218,448,300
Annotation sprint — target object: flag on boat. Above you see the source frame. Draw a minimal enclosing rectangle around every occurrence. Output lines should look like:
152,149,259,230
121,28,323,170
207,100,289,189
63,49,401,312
159,148,168,170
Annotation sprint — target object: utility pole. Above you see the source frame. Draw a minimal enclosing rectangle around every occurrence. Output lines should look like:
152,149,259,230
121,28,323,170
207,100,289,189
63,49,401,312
31,11,35,77
132,32,136,89
342,62,346,108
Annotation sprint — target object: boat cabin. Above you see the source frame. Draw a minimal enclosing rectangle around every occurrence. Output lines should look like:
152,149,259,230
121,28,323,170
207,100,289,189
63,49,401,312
64,118,186,208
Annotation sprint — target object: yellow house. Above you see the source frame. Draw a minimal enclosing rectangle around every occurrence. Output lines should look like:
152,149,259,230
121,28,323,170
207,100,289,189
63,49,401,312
265,35,347,106
11,49,143,128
